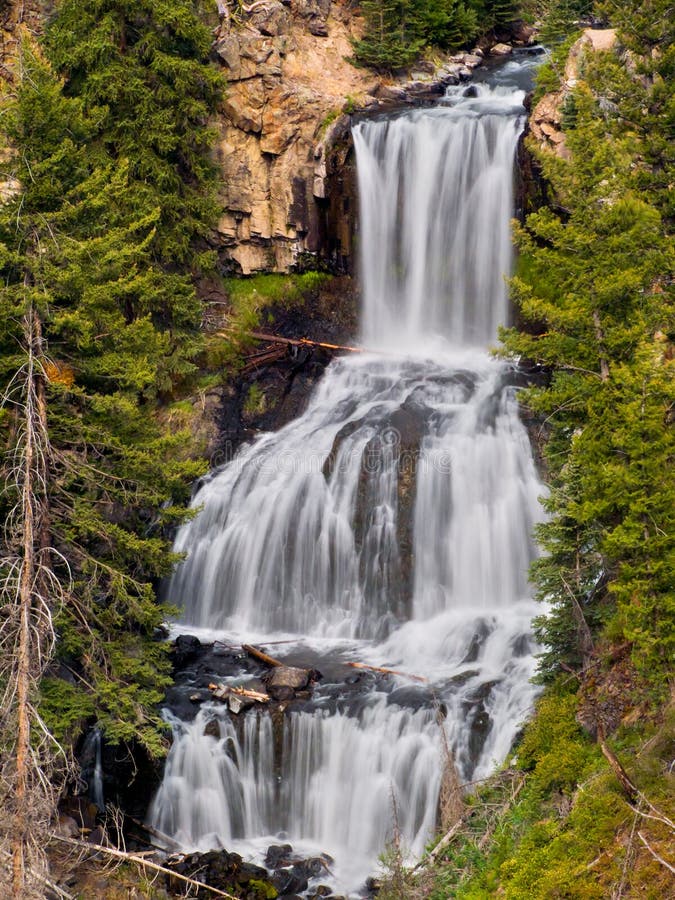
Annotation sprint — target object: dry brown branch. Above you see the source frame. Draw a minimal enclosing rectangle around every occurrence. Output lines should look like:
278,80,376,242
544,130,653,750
242,643,283,667
477,776,525,851
613,806,640,899
346,661,428,683
0,307,72,898
637,831,675,875
437,722,464,833
0,848,75,900
209,682,269,702
215,328,366,354
51,835,241,899
414,819,466,871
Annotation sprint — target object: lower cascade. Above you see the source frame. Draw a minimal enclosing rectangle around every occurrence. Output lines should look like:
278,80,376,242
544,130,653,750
149,56,546,896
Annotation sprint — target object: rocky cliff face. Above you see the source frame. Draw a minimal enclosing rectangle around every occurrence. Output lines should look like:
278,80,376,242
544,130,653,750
212,0,373,275
529,28,617,160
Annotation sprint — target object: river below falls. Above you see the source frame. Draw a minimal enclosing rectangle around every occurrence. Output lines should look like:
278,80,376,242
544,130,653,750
145,49,548,898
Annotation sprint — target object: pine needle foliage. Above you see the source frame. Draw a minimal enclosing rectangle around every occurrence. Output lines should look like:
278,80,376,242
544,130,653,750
352,0,482,71
500,19,675,689
0,18,216,760
44,0,223,271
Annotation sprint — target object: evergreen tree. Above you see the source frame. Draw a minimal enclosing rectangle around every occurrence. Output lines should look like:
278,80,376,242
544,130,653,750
352,0,482,71
0,27,213,764
44,0,223,288
352,1,424,70
482,0,521,28
501,77,675,686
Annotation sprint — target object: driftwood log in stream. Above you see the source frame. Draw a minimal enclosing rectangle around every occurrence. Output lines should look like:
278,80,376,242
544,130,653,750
209,683,269,703
242,643,283,667
346,661,428,683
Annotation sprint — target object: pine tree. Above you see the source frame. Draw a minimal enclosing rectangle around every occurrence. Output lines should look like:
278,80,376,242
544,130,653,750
501,77,675,686
0,32,210,771
353,0,482,70
482,0,521,28
44,0,223,286
352,1,424,70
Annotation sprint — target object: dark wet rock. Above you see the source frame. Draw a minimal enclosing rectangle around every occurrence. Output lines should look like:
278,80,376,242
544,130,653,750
172,634,203,667
203,718,221,739
294,857,326,879
310,886,333,897
168,850,275,898
445,668,480,688
387,684,437,711
463,84,479,98
511,634,531,657
271,866,308,895
265,843,294,869
268,684,296,701
263,665,312,700
461,620,491,663
462,680,500,771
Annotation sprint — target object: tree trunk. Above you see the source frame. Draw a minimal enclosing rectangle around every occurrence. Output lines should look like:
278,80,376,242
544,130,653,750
12,309,41,898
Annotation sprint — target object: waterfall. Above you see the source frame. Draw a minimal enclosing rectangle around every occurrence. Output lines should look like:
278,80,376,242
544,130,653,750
148,69,545,895
354,85,526,348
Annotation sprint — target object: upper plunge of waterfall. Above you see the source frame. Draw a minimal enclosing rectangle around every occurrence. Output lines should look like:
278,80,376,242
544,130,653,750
353,82,527,352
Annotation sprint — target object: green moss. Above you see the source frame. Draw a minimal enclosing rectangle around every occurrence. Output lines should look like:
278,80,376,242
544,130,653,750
243,383,267,416
248,879,279,899
320,107,340,132
214,271,331,372
517,686,599,795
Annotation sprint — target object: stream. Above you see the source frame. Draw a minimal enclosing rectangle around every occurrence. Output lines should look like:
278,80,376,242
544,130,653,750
147,51,547,897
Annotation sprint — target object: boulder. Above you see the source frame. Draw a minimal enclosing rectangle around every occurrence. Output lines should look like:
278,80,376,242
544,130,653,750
265,843,294,869
223,79,266,133
308,17,329,36
214,33,283,81
511,20,537,45
168,850,276,898
250,0,291,36
490,43,513,56
203,718,221,739
172,634,202,667
293,857,326,879
270,866,309,895
264,666,311,691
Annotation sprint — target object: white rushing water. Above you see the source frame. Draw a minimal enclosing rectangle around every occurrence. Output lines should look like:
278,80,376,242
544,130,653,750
148,72,545,895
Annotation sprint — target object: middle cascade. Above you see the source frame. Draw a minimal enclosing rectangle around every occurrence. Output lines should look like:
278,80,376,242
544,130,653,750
149,74,545,893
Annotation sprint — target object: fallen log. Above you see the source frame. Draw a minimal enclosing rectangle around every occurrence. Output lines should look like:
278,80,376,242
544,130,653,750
127,816,184,852
51,835,239,900
216,328,365,354
242,643,284,667
346,661,428,683
208,682,269,703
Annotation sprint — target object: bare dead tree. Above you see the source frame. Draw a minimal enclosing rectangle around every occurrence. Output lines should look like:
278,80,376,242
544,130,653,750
0,306,71,898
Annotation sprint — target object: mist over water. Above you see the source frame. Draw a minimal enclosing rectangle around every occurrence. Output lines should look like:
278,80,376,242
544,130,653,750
148,69,545,895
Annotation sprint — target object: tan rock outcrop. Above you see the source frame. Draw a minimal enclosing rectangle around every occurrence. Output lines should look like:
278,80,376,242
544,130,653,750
212,2,375,274
530,29,618,161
